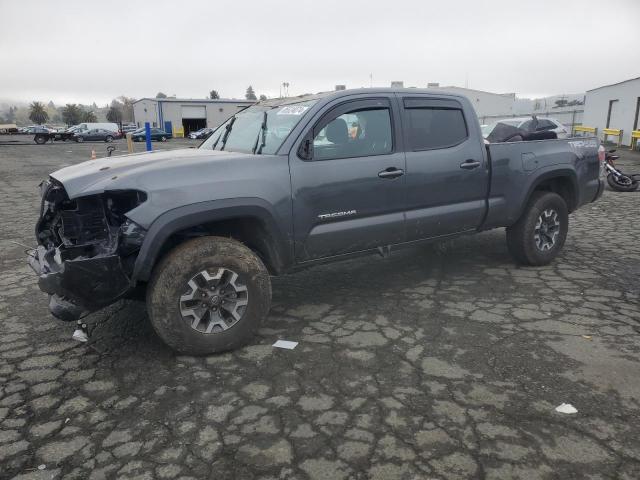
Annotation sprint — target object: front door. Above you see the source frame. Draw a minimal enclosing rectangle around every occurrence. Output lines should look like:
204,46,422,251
290,97,406,262
399,95,489,240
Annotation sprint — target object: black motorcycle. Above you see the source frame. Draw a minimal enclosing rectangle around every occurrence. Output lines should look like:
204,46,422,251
603,148,639,192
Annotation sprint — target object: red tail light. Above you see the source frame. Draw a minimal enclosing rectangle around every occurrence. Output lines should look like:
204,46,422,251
598,145,605,163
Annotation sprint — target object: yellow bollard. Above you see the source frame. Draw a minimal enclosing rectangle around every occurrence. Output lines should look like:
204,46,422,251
126,132,134,153
602,128,623,147
573,125,597,137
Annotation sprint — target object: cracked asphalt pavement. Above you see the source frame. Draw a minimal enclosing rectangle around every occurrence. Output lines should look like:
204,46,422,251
1,138,639,479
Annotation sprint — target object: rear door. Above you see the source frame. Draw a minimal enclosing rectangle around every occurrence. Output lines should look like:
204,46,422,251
289,96,406,262
399,95,489,240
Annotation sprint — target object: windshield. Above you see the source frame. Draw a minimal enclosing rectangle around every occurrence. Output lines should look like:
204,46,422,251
200,100,317,154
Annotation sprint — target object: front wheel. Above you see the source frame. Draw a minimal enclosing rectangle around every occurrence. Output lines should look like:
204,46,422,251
147,236,272,355
607,173,639,192
76,136,84,143
160,136,167,142
506,191,568,266
105,135,113,143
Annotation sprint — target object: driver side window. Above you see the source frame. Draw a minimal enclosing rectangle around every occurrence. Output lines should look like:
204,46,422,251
313,107,392,161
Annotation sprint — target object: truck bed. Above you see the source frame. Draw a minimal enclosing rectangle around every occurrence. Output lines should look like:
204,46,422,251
483,137,601,229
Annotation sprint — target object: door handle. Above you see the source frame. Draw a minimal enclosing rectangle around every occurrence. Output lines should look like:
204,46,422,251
460,160,481,170
378,167,404,179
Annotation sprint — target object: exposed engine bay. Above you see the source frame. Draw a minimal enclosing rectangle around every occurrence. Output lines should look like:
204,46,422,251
29,178,147,320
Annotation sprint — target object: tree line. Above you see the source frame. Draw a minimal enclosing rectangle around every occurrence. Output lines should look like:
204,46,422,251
1,86,270,127
28,102,99,125
0,97,135,127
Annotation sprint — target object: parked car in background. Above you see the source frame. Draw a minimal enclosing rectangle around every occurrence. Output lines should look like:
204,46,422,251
482,116,569,139
67,123,119,135
188,127,213,139
73,128,120,143
24,125,56,134
131,127,172,142
121,123,138,135
0,123,19,134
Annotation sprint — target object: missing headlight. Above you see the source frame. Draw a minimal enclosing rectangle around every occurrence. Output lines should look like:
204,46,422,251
104,190,147,226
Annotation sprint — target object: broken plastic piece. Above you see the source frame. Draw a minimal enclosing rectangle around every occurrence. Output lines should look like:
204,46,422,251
38,465,46,470
72,329,88,342
72,319,89,343
555,403,578,414
273,340,298,350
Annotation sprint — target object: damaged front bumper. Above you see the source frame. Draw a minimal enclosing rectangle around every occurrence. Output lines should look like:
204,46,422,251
28,245,132,320
29,179,147,321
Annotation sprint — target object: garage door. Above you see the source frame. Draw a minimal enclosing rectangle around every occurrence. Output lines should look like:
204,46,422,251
182,106,206,118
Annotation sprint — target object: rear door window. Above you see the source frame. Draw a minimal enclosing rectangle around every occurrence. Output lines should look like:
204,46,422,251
403,100,468,150
521,119,556,131
537,119,556,130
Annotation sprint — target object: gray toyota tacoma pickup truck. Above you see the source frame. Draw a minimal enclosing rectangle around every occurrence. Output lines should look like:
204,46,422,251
29,88,604,354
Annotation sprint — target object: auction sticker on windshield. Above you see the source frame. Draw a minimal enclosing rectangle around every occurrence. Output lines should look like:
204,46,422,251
277,105,310,115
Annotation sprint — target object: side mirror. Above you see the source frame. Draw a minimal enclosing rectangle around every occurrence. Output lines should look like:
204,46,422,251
297,137,312,160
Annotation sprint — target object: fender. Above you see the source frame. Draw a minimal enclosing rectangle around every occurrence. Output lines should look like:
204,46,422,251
515,167,579,221
131,197,293,282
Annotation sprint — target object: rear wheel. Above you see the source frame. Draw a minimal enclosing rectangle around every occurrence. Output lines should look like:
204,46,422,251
160,136,167,142
34,135,47,145
506,191,568,266
147,236,272,355
76,136,84,143
105,135,113,143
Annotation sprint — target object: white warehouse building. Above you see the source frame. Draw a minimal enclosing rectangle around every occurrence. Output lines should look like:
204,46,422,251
133,98,255,136
427,85,516,123
582,77,640,146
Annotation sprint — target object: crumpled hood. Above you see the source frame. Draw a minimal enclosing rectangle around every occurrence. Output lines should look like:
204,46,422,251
51,148,249,198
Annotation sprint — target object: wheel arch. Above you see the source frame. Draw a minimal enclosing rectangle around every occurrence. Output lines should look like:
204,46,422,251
132,199,293,282
519,169,579,218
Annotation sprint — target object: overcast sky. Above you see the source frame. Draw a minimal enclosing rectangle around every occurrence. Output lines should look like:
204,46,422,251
1,0,638,105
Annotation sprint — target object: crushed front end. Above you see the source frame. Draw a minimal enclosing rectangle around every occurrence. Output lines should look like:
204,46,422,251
29,178,147,321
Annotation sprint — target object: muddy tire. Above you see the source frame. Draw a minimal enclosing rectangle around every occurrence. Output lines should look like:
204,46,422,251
506,191,568,266
147,236,271,355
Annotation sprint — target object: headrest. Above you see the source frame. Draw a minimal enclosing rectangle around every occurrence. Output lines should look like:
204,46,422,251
326,118,348,145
